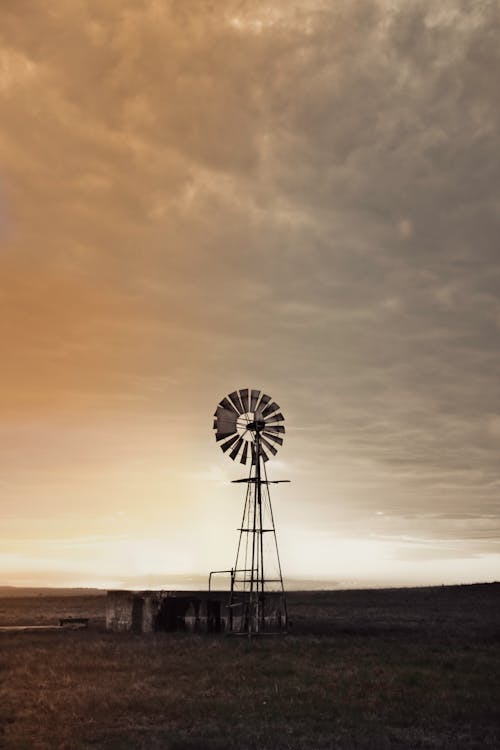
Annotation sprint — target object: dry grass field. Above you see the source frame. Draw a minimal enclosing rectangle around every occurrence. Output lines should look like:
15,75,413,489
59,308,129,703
0,584,499,749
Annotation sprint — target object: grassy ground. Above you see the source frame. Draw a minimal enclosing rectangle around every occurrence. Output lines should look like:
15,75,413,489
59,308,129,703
0,584,498,749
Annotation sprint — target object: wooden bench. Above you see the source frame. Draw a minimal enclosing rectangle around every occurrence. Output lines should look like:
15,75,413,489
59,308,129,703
59,617,89,628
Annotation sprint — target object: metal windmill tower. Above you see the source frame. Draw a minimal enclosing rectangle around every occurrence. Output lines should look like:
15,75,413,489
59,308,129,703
212,388,288,635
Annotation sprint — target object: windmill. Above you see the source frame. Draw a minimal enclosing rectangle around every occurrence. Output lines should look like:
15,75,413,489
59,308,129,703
213,388,288,635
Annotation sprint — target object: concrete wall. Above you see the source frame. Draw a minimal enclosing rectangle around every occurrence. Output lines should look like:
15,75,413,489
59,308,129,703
105,590,134,632
105,590,287,634
105,591,161,633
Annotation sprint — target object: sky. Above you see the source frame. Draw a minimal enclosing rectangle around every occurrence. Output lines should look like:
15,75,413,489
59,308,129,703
1,0,499,589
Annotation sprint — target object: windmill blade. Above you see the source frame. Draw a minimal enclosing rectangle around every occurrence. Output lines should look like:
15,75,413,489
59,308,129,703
229,436,244,461
228,390,245,414
240,441,249,465
215,420,239,437
262,401,280,418
250,389,260,412
214,411,238,438
221,433,241,452
255,392,271,415
260,435,278,455
216,429,238,442
239,388,250,413
256,392,271,408
264,412,284,425
262,430,283,445
262,424,285,434
219,396,239,415
215,405,238,425
259,445,270,462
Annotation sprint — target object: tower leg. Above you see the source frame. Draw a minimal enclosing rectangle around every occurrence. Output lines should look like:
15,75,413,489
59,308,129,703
228,439,287,636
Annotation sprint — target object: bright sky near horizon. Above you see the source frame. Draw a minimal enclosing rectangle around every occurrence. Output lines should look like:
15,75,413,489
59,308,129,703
1,0,499,588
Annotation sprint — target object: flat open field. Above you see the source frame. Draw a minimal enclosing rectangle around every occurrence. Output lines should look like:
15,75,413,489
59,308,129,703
0,584,498,749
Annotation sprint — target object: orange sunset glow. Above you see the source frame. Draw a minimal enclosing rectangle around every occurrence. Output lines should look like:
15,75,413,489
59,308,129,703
1,1,499,589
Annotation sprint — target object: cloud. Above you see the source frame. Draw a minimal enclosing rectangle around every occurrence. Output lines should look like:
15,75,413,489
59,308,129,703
1,0,499,582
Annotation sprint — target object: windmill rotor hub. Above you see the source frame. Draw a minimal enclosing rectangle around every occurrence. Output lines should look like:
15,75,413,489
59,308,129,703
235,413,255,439
248,419,266,432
